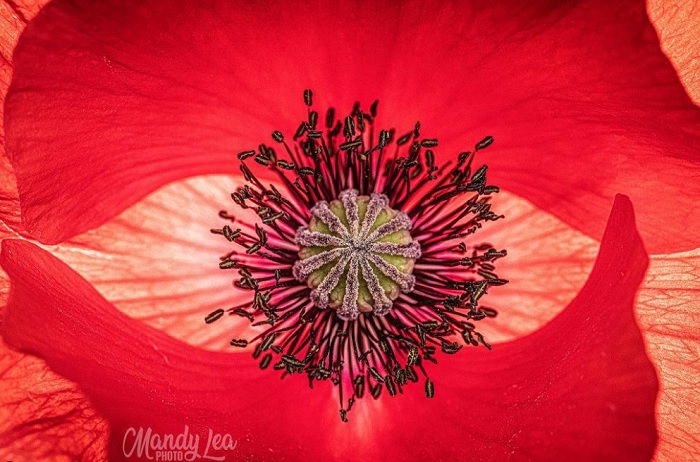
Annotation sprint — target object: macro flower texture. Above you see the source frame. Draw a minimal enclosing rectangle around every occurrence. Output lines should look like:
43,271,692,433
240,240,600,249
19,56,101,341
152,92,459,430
0,0,699,460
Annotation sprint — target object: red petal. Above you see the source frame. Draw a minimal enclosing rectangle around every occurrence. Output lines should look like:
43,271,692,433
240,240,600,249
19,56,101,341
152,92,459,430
638,251,700,460
0,345,108,459
385,0,700,255
1,194,658,460
6,0,699,252
1,5,105,459
0,156,20,231
0,0,48,231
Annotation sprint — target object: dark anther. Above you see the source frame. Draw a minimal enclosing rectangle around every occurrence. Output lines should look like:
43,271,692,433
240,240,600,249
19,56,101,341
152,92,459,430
344,116,356,139
304,89,313,106
326,107,336,128
260,332,277,351
339,138,362,150
397,132,412,145
309,111,318,128
475,136,494,151
425,378,435,398
205,309,225,324
218,259,238,269
237,150,255,160
260,353,272,369
369,367,385,383
370,99,379,117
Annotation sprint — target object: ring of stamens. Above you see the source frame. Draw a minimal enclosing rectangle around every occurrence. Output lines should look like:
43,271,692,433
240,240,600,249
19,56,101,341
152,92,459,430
293,189,421,320
208,89,507,422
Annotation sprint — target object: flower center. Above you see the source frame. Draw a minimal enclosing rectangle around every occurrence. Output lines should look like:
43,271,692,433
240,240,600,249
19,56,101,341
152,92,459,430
207,90,507,422
293,190,421,320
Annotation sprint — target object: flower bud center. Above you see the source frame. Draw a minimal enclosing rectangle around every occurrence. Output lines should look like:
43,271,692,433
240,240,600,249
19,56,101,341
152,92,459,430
293,189,421,320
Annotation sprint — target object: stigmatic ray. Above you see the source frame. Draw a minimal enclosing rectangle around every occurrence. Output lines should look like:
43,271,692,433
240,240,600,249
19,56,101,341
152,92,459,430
208,90,507,421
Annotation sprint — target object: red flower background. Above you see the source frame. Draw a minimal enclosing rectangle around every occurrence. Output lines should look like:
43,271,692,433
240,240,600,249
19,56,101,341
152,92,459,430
0,0,698,460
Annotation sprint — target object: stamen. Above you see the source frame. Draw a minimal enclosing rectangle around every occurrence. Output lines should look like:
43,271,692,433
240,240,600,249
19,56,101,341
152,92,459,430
209,89,508,422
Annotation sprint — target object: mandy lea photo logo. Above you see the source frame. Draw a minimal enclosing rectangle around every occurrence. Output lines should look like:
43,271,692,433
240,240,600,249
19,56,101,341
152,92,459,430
121,425,237,461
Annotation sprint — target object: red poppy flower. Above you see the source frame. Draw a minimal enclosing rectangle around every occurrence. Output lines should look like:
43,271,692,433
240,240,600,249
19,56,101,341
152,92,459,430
1,0,698,460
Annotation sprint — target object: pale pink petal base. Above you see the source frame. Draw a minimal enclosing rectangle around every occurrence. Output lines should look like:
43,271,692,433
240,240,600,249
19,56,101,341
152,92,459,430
49,175,256,350
49,177,597,348
478,192,598,341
